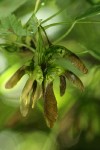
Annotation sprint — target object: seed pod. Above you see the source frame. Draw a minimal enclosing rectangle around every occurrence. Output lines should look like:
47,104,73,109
34,65,43,84
67,52,88,74
60,75,66,96
21,75,35,100
56,45,88,74
64,70,84,91
31,80,37,99
44,82,58,128
20,92,31,117
32,82,42,108
5,65,26,89
20,75,35,116
49,45,88,74
45,66,64,86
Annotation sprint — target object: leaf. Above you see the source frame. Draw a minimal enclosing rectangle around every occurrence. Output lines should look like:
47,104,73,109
25,14,38,35
76,5,100,20
64,70,84,91
44,82,58,128
0,14,27,36
60,75,66,96
0,0,28,18
5,65,26,89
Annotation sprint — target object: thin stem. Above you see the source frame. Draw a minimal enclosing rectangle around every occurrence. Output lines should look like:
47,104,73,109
44,22,71,29
44,20,100,29
34,0,41,14
41,9,65,24
40,25,52,46
37,27,46,64
53,21,76,44
14,42,35,52
77,20,100,24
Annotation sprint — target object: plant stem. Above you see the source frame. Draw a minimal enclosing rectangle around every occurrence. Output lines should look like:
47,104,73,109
40,25,52,46
44,20,100,30
37,27,46,64
53,21,76,44
44,22,71,29
77,20,100,24
41,9,65,24
14,42,35,52
34,0,41,14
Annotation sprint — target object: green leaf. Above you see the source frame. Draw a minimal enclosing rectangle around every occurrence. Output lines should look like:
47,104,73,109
0,0,28,17
25,14,38,35
76,5,100,20
0,14,27,36
72,23,100,60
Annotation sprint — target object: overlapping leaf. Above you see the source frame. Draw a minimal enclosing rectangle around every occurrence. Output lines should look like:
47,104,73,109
0,14,39,38
25,14,38,35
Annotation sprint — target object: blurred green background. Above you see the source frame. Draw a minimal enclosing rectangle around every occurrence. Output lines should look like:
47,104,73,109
0,0,100,150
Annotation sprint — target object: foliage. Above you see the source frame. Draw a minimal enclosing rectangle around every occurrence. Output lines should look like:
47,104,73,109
0,0,100,149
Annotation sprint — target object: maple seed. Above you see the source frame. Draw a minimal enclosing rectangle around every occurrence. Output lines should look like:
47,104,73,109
20,75,35,116
44,82,58,128
60,75,66,96
64,70,84,91
68,53,88,74
20,93,31,117
4,16,88,128
32,83,42,108
5,66,26,89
